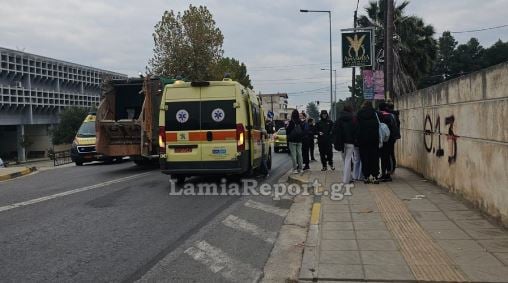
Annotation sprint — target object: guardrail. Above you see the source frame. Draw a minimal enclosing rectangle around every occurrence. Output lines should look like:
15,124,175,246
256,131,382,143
53,150,72,166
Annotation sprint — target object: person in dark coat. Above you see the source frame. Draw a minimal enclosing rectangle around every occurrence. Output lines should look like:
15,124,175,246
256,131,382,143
316,110,334,171
301,112,312,170
286,109,304,173
378,102,399,182
356,101,380,184
307,118,317,161
387,102,401,174
333,105,359,183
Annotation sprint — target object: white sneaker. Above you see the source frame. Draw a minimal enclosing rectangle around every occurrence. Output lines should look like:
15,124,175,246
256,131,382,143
292,169,299,174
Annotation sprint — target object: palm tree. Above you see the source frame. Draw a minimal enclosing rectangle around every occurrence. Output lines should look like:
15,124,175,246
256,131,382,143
358,0,437,95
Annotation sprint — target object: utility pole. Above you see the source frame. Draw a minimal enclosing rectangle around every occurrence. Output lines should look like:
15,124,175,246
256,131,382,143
385,0,394,100
352,0,359,106
270,95,274,114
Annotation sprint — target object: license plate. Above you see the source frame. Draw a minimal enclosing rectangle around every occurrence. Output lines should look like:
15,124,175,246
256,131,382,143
212,148,227,155
175,147,192,153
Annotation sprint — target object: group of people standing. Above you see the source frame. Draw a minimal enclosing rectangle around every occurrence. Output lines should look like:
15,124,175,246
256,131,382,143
285,101,400,184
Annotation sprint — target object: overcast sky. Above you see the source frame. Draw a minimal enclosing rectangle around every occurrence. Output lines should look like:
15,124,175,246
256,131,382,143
1,0,507,108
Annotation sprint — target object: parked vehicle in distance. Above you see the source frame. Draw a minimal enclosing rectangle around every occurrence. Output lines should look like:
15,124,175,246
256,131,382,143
158,77,271,183
273,128,288,153
71,112,118,166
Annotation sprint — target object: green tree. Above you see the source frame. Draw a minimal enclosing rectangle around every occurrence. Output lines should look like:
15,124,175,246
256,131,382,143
306,102,320,121
149,5,224,80
348,74,364,109
358,0,437,95
52,107,89,145
420,31,458,87
452,38,484,75
211,57,253,88
483,39,508,67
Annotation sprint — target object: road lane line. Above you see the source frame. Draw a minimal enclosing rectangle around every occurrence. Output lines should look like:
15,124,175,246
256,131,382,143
244,200,288,217
222,215,277,244
0,172,153,213
184,240,262,282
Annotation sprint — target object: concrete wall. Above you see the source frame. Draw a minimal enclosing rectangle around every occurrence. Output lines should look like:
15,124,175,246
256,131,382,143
395,62,508,224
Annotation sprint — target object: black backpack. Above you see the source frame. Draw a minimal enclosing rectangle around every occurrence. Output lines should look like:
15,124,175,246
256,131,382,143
288,123,302,140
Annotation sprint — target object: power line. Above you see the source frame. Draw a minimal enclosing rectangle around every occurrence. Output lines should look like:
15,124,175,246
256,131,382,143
450,24,508,34
248,61,343,70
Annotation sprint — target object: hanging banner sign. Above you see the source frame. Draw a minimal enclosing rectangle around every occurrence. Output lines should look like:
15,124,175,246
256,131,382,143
362,70,374,100
341,30,373,68
374,70,385,100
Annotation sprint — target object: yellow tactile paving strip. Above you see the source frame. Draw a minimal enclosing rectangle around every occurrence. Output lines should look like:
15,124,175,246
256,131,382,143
371,186,468,282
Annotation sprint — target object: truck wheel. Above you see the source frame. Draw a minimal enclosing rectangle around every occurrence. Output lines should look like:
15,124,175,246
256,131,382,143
75,162,83,166
133,159,145,166
274,147,279,153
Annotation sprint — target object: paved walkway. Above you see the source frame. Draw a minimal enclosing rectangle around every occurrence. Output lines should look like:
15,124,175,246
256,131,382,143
297,153,508,282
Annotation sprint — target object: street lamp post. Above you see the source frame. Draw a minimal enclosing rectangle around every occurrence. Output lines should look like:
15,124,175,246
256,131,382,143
300,9,333,120
321,68,337,118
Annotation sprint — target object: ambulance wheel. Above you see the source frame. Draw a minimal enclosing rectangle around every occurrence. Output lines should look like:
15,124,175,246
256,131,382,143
174,175,186,184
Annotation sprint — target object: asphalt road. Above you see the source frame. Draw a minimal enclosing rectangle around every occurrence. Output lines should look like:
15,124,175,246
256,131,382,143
0,152,292,282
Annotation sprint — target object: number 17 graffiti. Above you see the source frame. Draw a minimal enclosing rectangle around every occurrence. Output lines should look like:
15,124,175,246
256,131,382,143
424,114,459,164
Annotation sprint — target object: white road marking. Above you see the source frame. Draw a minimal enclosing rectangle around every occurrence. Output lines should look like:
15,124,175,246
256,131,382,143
222,215,277,244
244,200,288,217
184,241,262,282
0,172,152,213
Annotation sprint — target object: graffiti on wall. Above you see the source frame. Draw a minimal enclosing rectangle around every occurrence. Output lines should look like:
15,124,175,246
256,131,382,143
423,114,459,164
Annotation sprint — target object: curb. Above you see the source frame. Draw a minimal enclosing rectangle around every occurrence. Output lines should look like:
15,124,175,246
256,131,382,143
0,166,37,181
298,185,323,281
287,171,324,282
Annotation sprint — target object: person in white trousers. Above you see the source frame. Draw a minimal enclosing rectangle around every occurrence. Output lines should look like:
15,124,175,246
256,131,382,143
333,105,359,184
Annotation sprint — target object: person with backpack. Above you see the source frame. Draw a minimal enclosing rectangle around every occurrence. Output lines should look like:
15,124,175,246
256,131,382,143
286,109,304,174
378,102,399,181
333,104,359,184
356,101,380,184
316,110,334,171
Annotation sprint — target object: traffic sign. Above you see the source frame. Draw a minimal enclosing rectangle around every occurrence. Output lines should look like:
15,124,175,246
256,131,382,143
267,111,274,119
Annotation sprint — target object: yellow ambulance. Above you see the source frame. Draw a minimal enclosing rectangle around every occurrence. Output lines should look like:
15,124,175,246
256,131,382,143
71,112,117,166
158,78,272,183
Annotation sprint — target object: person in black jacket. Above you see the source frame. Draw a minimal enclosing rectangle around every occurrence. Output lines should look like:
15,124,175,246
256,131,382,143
307,118,317,161
316,110,334,171
286,109,304,174
334,105,359,183
301,112,312,170
378,102,399,182
387,102,400,174
356,101,380,184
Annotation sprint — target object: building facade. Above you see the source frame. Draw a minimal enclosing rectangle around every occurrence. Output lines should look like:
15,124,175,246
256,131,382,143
258,92,289,120
0,47,126,161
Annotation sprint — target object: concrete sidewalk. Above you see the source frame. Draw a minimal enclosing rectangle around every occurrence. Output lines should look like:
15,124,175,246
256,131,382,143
294,153,508,282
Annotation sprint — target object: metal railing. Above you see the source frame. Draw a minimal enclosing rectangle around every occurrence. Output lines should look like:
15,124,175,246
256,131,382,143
53,150,73,166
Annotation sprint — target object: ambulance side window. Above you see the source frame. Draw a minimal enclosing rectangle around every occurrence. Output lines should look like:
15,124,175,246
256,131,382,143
251,104,261,130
